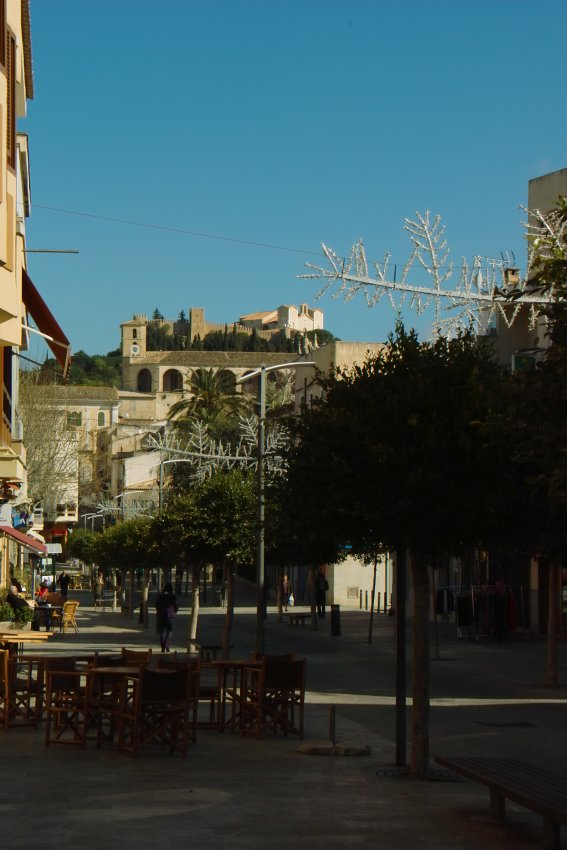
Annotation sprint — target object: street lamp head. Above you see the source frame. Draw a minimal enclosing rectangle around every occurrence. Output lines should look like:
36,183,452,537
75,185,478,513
236,361,316,384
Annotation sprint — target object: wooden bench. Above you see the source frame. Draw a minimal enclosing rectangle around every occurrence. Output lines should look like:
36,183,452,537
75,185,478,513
286,612,309,627
436,756,567,849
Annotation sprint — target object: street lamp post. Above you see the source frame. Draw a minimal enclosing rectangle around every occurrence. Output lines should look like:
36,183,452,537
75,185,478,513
237,360,314,656
82,511,103,530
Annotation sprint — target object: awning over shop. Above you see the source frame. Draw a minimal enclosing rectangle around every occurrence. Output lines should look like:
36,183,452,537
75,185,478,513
22,270,72,380
0,524,48,555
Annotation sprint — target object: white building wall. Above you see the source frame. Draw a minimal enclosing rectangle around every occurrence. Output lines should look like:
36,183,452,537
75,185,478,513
327,554,392,611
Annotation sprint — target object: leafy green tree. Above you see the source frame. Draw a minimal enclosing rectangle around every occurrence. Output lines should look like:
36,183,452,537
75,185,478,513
67,528,99,564
39,349,122,386
147,322,174,351
202,330,226,351
504,196,567,685
91,516,157,589
308,328,337,346
281,324,513,777
161,470,256,654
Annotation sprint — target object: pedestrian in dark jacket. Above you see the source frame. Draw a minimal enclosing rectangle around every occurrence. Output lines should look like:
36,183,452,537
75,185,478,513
316,570,329,619
155,582,179,652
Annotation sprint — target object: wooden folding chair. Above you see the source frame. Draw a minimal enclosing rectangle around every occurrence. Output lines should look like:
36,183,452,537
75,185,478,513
120,648,152,665
120,667,195,757
89,654,133,747
156,657,200,742
0,649,38,731
242,658,306,739
44,658,90,748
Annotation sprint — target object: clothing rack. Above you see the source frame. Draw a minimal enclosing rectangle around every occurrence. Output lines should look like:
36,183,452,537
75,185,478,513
437,584,527,642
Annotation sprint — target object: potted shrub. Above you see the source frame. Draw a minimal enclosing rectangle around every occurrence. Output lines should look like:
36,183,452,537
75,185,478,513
12,603,35,629
0,593,14,628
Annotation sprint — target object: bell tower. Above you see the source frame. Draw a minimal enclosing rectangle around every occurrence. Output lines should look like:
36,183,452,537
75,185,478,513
121,315,147,358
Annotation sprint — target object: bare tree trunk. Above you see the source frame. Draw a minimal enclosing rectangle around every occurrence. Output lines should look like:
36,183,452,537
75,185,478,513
431,566,440,661
128,568,135,619
222,565,234,659
410,552,430,779
187,563,201,652
547,557,561,688
368,553,378,644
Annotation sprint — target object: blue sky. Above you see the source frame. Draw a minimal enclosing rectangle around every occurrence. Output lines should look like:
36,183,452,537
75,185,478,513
22,0,567,359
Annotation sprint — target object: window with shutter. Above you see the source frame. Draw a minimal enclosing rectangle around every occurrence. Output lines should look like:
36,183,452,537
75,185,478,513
6,29,15,169
0,1,5,67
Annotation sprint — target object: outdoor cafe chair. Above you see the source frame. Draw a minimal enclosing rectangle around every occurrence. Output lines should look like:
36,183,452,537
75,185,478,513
120,666,195,757
89,654,135,747
196,661,222,729
44,657,90,748
250,652,296,663
120,647,152,665
242,657,306,739
156,656,200,742
0,649,38,731
61,600,80,634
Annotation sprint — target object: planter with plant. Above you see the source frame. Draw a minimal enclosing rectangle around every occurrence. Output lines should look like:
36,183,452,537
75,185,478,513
0,590,35,629
0,592,14,627
12,604,35,629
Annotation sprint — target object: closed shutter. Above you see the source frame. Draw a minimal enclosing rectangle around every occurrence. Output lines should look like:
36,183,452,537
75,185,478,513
0,0,5,67
6,29,15,169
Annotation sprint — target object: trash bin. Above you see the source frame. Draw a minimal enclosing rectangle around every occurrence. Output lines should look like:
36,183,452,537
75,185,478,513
330,604,341,636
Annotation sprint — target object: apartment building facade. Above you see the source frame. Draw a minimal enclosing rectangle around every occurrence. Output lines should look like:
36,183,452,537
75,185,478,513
0,1,72,586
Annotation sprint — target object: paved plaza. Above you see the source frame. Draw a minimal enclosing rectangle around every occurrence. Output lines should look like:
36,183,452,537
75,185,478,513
2,583,567,849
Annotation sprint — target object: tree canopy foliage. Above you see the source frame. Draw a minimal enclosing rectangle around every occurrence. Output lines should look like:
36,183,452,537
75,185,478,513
282,324,513,561
280,323,515,777
499,197,567,558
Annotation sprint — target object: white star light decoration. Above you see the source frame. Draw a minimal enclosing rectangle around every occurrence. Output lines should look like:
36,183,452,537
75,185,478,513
299,209,557,337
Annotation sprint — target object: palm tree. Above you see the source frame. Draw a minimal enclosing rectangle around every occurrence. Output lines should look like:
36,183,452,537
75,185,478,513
168,367,251,432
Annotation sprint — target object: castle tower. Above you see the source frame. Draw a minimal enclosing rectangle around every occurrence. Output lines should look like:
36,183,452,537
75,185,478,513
188,307,206,343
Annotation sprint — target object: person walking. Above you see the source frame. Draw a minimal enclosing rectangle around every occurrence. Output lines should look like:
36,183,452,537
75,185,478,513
282,574,291,612
316,569,329,619
92,571,104,606
155,581,179,653
58,570,71,598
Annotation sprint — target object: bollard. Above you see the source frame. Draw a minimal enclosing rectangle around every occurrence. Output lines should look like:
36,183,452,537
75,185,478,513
377,591,381,612
359,590,363,609
329,705,336,744
331,604,341,636
365,590,369,610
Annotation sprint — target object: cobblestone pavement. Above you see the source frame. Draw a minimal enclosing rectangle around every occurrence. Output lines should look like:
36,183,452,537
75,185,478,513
2,584,566,849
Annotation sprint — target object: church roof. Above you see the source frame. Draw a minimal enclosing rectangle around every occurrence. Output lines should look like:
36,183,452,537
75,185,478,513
139,351,301,368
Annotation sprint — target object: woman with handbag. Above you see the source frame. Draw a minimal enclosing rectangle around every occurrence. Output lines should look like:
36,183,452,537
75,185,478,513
155,581,179,653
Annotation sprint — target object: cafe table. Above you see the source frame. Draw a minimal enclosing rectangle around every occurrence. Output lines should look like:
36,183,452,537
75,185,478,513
34,605,63,631
0,631,53,658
